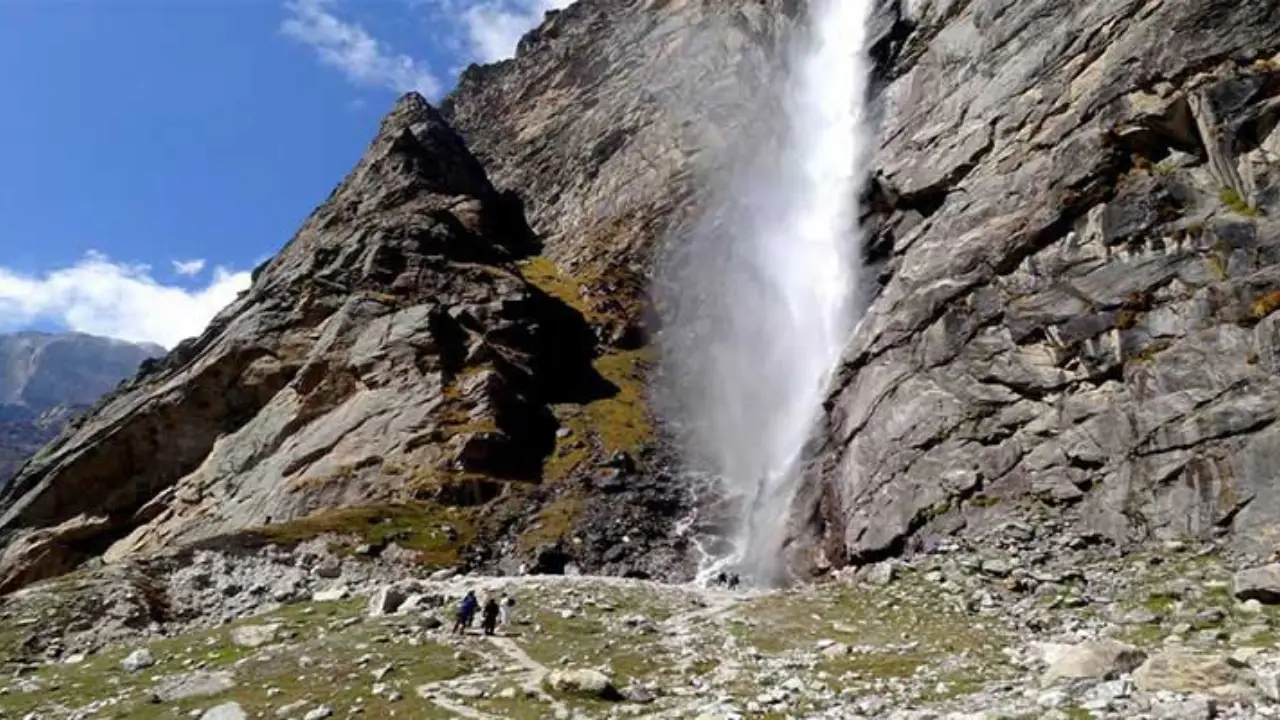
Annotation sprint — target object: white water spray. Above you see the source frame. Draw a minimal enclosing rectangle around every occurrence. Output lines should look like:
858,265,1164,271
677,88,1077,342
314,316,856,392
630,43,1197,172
659,0,875,585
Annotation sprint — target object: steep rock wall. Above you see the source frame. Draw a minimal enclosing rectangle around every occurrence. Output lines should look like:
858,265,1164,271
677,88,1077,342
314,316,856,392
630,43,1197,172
794,0,1280,572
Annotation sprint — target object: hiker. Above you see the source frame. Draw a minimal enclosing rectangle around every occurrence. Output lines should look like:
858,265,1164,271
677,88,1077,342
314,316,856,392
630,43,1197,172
481,596,501,636
727,573,740,590
715,571,727,587
499,594,515,629
453,590,478,634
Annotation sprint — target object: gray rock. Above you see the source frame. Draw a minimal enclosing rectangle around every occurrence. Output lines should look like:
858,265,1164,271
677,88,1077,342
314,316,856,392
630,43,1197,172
201,703,248,720
788,0,1280,570
1151,695,1216,720
1133,650,1253,695
275,700,309,718
312,585,349,602
1038,640,1147,687
302,706,333,720
1233,565,1280,604
151,670,236,702
547,668,617,699
120,648,155,673
368,585,407,617
229,623,279,648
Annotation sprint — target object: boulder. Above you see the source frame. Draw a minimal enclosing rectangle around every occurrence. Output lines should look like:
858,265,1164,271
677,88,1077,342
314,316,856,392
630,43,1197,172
229,624,280,649
1151,695,1215,720
311,585,349,602
368,585,408,617
547,668,619,700
1133,650,1256,697
151,670,237,702
1233,565,1280,604
1038,640,1146,687
201,703,248,720
120,648,155,673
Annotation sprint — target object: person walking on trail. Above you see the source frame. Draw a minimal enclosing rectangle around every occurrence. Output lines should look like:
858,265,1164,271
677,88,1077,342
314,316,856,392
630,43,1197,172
481,596,501,636
453,590,478,634
499,595,514,630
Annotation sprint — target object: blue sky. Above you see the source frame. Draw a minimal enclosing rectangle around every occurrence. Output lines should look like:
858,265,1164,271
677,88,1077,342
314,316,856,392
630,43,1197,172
0,0,568,348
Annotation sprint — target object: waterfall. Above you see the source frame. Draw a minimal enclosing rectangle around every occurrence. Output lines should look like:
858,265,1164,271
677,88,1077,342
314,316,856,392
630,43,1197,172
658,0,874,586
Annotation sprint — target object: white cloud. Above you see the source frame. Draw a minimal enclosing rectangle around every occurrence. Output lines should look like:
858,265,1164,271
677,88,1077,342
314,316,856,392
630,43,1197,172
460,0,574,63
0,252,252,350
172,259,206,277
282,0,441,97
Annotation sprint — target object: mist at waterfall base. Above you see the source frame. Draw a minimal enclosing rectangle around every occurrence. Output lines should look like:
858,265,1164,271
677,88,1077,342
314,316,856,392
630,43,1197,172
657,0,874,587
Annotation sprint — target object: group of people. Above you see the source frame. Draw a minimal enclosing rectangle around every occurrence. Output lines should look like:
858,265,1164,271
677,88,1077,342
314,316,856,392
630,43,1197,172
452,590,515,636
714,571,742,589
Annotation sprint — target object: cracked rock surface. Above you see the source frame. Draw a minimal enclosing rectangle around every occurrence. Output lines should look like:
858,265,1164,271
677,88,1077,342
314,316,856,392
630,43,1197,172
794,0,1280,572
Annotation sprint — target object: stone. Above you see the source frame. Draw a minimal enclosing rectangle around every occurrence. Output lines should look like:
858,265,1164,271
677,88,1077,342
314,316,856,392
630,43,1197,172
547,669,618,699
302,706,333,720
1132,650,1253,695
312,586,349,602
120,648,155,673
1234,565,1280,604
201,703,248,720
1151,695,1215,720
1038,640,1147,687
368,586,407,617
151,671,237,702
313,557,342,580
621,685,655,704
865,561,898,586
229,624,280,649
275,700,309,718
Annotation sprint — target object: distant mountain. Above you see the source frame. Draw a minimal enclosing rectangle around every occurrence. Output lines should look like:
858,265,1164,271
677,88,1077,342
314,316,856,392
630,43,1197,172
0,332,164,484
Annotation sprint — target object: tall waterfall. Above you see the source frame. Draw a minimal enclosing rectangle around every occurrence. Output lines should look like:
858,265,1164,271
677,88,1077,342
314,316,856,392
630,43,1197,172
659,0,874,585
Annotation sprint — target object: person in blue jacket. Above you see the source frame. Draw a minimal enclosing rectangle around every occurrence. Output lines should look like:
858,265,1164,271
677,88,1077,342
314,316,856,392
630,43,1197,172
453,590,478,634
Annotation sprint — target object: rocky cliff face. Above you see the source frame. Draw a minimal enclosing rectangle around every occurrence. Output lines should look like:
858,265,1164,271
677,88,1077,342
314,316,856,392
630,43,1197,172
0,96,658,592
0,333,162,486
792,0,1280,573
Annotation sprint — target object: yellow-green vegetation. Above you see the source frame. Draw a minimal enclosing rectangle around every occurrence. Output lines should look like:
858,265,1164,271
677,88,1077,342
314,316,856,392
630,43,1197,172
251,503,476,568
1206,252,1229,280
584,349,654,454
1219,187,1263,217
542,347,656,482
1126,339,1172,364
519,256,595,317
968,493,1002,509
1116,309,1141,330
1251,290,1280,320
518,493,588,551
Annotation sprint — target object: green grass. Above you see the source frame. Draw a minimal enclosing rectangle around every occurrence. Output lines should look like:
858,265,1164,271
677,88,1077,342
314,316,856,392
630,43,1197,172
248,503,476,568
0,595,476,719
1219,187,1263,217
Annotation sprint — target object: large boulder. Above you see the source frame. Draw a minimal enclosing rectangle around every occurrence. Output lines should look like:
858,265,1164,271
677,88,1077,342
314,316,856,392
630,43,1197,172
1132,650,1257,698
1233,565,1280,604
1037,640,1147,687
547,668,619,700
228,624,280,649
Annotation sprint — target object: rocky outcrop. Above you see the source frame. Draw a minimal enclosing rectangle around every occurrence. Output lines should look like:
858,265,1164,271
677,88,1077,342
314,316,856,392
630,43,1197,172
0,332,162,485
794,0,1280,572
0,95,636,593
444,0,801,346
